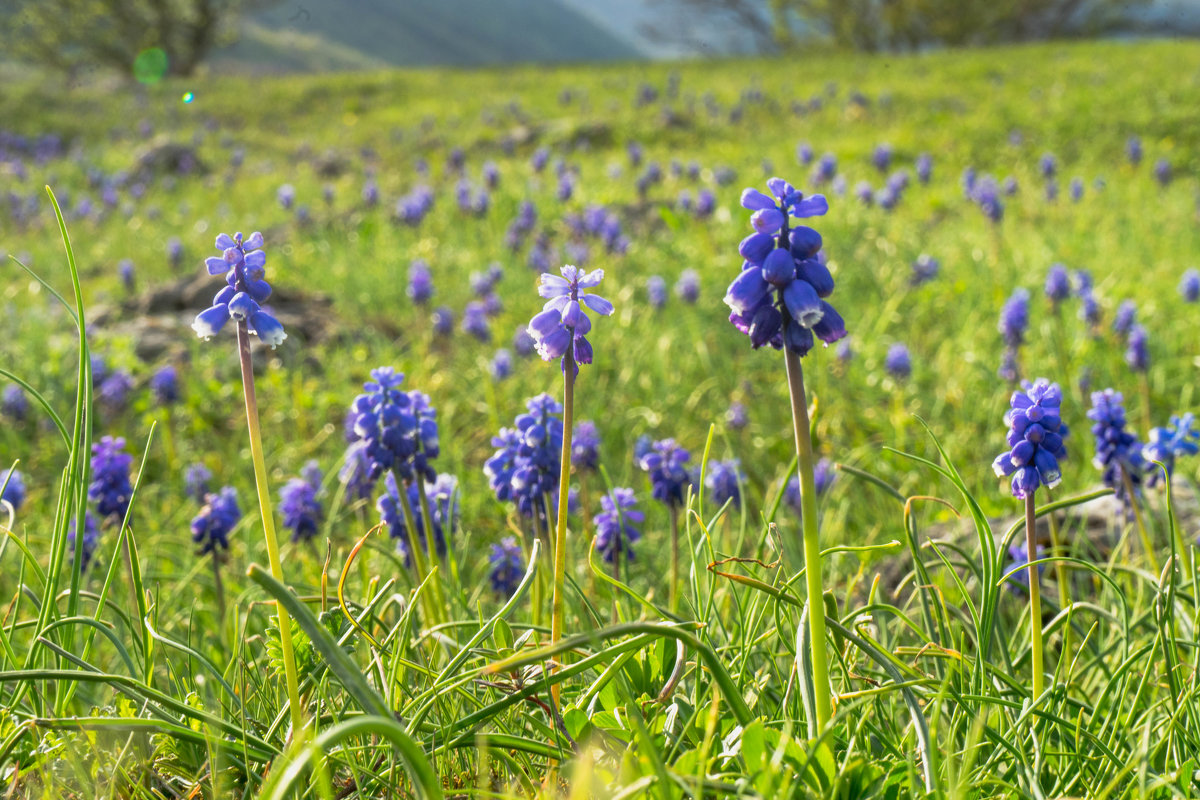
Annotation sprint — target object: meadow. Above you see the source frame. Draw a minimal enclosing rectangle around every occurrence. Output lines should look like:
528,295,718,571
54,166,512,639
2,38,1200,797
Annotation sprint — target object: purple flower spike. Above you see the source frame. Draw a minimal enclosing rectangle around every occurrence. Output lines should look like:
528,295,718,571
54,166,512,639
527,265,612,376
192,487,241,555
489,536,525,596
192,232,286,348
594,488,642,564
993,379,1068,499
724,178,845,355
89,436,133,525
1088,389,1144,509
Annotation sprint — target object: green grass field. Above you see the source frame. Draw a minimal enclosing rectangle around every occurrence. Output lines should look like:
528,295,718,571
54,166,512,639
2,39,1200,797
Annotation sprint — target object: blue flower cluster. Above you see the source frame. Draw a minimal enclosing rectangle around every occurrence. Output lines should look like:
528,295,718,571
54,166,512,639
279,461,324,543
191,487,241,556
192,232,287,348
594,488,642,564
992,379,1068,499
1,468,25,512
377,472,457,565
571,421,601,472
1143,413,1198,487
1088,389,1144,506
527,265,613,375
639,439,693,508
349,368,439,484
724,178,846,356
488,536,525,596
705,459,743,509
89,436,133,524
69,511,100,570
484,394,564,521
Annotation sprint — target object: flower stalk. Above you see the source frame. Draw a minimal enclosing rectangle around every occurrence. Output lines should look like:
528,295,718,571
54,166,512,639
237,322,304,737
784,346,833,732
549,353,575,703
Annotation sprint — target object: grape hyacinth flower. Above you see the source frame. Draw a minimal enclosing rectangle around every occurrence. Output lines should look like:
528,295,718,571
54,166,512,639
999,288,1030,348
150,365,179,406
432,307,454,337
1143,413,1199,488
2,385,28,421
675,269,700,304
118,259,135,292
1179,269,1200,302
1004,541,1045,592
1,468,26,513
647,276,667,309
916,153,932,184
69,511,100,571
871,143,892,173
1127,136,1143,166
89,436,133,525
191,232,286,348
189,226,301,732
724,179,845,356
489,537,525,596
1088,389,1145,509
191,487,241,556
339,441,376,502
407,260,433,304
1045,263,1071,309
490,349,512,381
378,473,448,566
279,461,324,543
784,457,836,514
462,301,491,342
593,488,642,569
639,439,693,509
910,254,939,286
726,401,748,430
98,370,134,414
184,463,213,501
1154,158,1172,186
1040,153,1057,180
705,459,743,509
571,421,600,472
992,380,1067,499
992,378,1067,699
527,265,613,376
1125,325,1149,373
885,344,912,380
970,176,1004,223
814,154,836,184
513,326,536,357
1069,178,1083,202
1113,300,1137,336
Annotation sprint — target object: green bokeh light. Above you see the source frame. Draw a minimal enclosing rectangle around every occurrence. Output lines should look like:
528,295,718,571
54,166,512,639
132,48,169,84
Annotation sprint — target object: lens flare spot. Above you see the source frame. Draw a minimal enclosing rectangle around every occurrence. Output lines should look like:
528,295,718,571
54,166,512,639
132,48,169,84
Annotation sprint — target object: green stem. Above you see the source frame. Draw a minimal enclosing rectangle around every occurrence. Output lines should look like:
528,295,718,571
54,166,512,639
414,475,449,620
236,323,304,739
396,478,440,627
783,347,832,732
669,505,680,614
1025,494,1044,701
1043,490,1071,662
1121,465,1159,574
550,362,576,704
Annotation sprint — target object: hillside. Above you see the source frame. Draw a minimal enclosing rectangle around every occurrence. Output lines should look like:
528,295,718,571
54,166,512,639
212,0,645,73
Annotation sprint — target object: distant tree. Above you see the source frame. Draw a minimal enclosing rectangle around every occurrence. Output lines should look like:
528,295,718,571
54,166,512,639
649,0,1151,53
3,0,277,78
